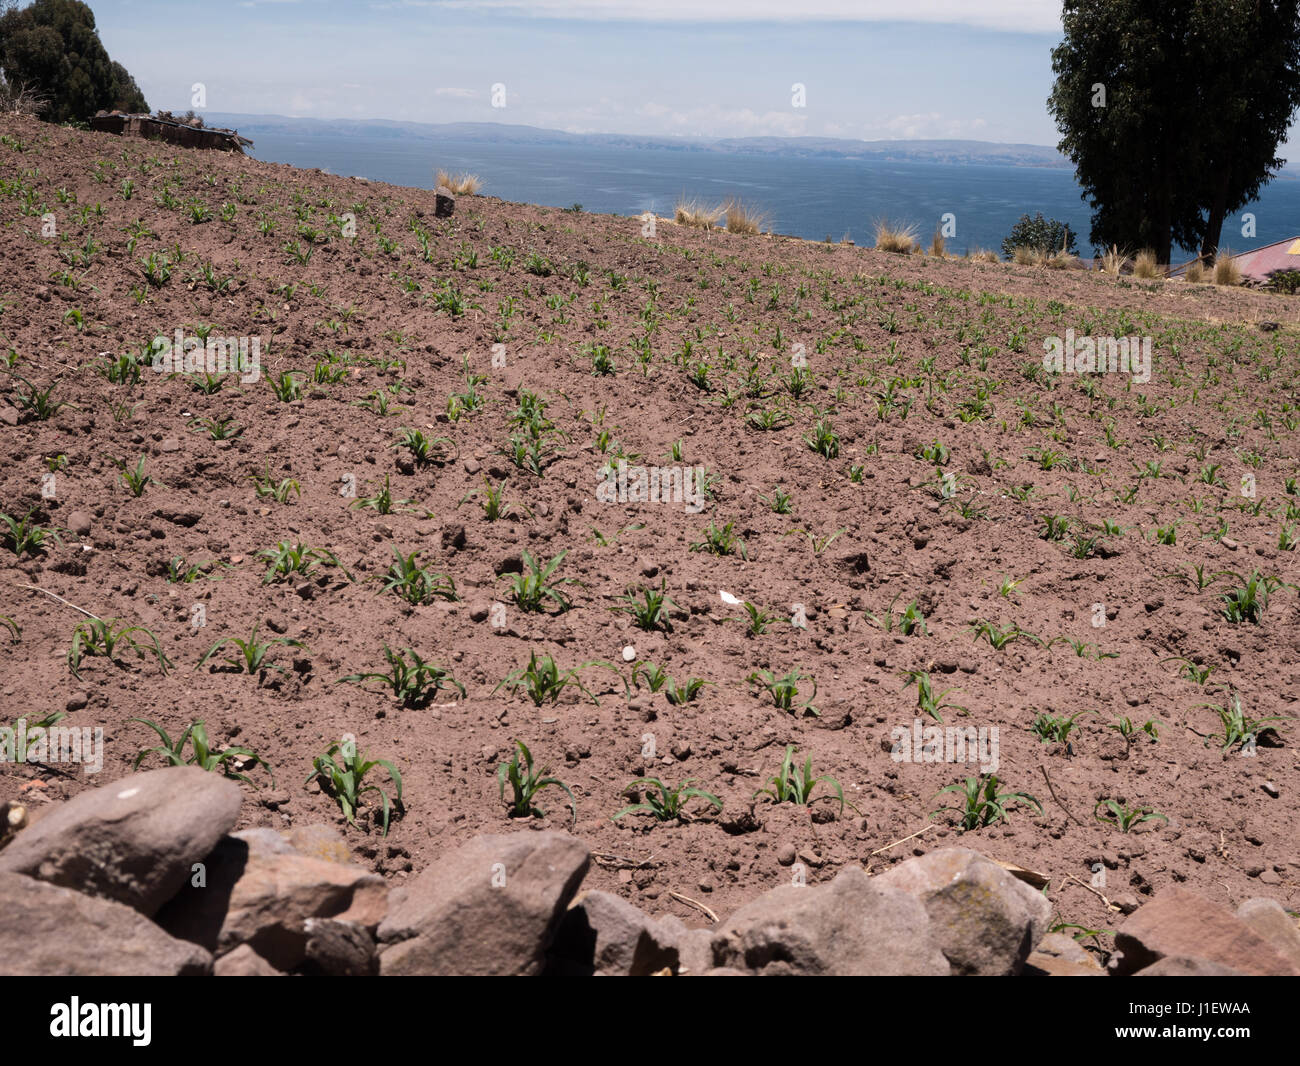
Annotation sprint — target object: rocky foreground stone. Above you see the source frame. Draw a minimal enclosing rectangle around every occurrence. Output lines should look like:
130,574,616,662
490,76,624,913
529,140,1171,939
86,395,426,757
0,768,1296,976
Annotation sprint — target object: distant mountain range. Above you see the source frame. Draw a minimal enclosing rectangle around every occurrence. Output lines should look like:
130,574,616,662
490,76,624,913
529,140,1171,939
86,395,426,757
203,113,1071,168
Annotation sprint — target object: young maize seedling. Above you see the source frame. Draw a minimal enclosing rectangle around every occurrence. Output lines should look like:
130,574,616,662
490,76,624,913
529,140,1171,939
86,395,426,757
497,740,576,823
1,509,62,557
506,550,575,613
753,745,845,816
1195,690,1292,752
337,645,464,707
931,774,1042,832
613,778,722,822
131,718,274,786
380,546,458,605
748,668,819,717
494,651,618,706
307,739,403,837
612,581,677,633
901,669,965,723
68,618,172,679
198,624,307,679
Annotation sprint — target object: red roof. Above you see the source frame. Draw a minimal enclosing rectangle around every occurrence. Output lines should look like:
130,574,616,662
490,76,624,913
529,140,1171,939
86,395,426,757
1170,236,1300,282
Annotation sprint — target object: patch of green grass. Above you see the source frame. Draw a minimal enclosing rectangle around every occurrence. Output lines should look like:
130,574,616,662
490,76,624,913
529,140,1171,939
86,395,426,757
631,661,670,693
458,477,524,521
665,676,710,705
1219,570,1293,624
257,541,350,584
246,463,301,504
968,619,1044,650
866,593,928,635
352,475,415,515
115,455,155,497
690,520,748,559
803,417,840,459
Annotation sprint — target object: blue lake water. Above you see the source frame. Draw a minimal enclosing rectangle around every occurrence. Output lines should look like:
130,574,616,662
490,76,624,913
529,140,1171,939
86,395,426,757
242,129,1300,259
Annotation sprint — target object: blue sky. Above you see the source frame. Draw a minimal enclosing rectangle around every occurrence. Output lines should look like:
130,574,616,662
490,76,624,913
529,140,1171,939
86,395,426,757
90,0,1069,143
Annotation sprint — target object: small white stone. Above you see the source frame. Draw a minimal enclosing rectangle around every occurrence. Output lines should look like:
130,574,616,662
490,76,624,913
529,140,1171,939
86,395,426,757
621,645,636,662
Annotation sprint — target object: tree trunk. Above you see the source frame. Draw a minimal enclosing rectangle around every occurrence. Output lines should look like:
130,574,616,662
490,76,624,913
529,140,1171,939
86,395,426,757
1154,171,1174,267
1200,166,1231,262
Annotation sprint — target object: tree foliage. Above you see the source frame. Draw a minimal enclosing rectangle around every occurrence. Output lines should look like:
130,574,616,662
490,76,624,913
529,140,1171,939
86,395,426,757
0,0,147,124
1001,212,1078,259
1049,0,1300,264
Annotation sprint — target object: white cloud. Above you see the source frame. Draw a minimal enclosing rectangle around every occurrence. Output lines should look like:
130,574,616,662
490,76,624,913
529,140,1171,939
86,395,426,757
870,112,995,139
634,101,809,137
379,0,1060,33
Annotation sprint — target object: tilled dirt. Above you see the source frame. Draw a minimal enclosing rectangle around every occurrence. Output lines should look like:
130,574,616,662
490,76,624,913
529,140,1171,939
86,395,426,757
1,115,1297,949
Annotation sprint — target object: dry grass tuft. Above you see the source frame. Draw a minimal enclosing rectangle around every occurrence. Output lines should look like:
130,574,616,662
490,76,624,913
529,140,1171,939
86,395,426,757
1133,249,1160,279
874,219,918,254
675,199,722,230
929,230,946,258
436,171,482,195
1213,254,1243,286
1100,245,1124,275
1184,260,1208,284
722,199,768,235
967,248,1000,263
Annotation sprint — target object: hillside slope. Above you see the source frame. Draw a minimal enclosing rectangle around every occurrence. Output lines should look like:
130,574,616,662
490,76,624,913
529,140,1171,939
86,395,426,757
1,115,1297,937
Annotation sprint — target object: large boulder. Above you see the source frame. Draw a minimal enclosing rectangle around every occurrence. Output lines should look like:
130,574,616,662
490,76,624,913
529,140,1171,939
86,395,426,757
157,828,386,973
709,865,949,976
875,848,1051,975
546,890,684,976
1133,956,1244,976
213,943,282,976
0,767,241,916
0,872,211,975
378,831,589,976
1113,886,1300,976
1235,897,1300,970
1023,932,1105,976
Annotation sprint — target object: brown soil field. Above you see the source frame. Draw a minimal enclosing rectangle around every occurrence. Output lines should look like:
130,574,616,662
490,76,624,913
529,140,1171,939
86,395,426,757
1,115,1298,957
